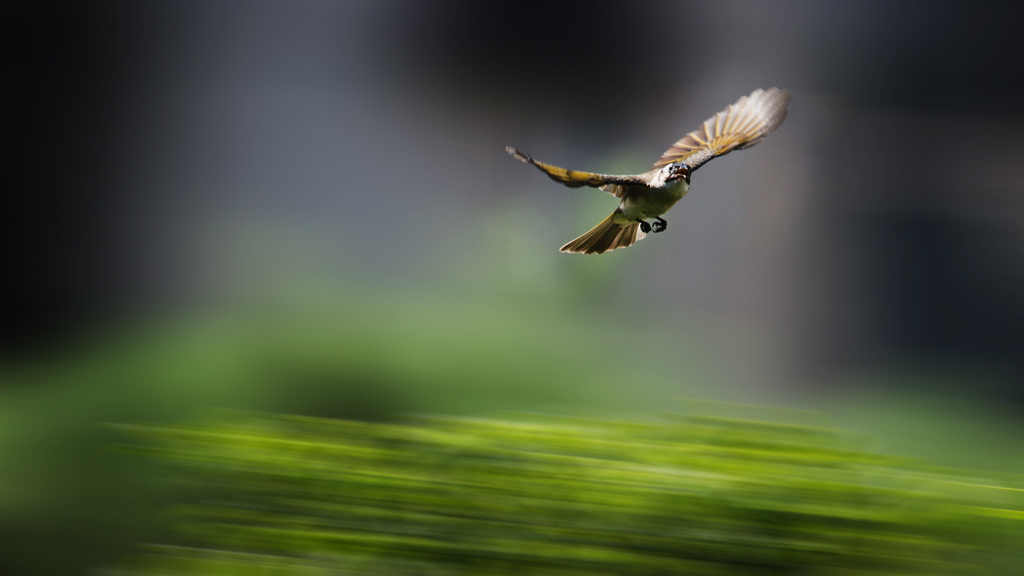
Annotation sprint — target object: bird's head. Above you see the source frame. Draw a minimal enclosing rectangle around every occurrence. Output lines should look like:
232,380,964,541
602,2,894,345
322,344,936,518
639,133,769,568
665,162,691,184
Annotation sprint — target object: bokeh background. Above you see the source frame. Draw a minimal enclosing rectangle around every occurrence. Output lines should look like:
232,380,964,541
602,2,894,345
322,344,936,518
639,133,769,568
4,0,1024,574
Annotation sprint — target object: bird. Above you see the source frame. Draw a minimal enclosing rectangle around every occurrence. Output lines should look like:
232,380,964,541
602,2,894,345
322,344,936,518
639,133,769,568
507,87,791,254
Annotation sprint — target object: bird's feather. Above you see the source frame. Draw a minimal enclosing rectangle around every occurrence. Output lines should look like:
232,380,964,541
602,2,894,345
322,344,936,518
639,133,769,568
653,87,790,171
559,213,645,255
506,147,642,198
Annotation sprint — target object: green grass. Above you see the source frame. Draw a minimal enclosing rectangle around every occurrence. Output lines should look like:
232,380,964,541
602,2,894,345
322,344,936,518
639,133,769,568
113,411,1024,575
5,286,1022,575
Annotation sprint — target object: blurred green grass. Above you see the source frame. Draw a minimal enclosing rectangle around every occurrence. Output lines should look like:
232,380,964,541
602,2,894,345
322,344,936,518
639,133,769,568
112,411,1024,575
2,286,1022,574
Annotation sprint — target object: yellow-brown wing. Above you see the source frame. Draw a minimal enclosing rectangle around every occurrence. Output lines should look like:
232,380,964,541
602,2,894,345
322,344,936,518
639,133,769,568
653,88,791,171
506,147,642,197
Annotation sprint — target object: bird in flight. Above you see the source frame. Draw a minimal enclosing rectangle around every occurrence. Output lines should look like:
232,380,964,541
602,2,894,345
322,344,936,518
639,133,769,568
507,87,791,254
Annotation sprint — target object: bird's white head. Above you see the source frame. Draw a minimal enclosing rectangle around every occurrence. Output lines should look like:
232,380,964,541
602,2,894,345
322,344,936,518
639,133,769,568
666,162,691,184
652,162,691,187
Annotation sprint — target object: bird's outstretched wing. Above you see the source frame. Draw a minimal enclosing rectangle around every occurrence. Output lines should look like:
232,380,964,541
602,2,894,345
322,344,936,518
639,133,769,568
506,147,642,197
653,87,791,171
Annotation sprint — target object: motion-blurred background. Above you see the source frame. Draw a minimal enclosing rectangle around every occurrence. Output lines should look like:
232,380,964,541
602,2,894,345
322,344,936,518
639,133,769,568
4,1,1024,574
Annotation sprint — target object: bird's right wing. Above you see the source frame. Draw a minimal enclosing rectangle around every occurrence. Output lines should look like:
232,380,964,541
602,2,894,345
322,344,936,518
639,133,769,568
653,87,791,171
506,147,641,198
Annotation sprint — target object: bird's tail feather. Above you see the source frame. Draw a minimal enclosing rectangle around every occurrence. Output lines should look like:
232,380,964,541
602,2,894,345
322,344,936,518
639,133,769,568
560,214,645,255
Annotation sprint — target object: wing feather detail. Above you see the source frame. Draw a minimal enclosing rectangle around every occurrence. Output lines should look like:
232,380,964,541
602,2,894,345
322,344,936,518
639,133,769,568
654,87,790,171
506,147,642,197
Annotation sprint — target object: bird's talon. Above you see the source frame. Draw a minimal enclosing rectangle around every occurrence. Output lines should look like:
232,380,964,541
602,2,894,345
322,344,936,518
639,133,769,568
638,221,651,233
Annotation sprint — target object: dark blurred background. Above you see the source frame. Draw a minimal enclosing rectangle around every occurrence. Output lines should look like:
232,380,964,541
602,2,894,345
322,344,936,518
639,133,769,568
4,0,1023,574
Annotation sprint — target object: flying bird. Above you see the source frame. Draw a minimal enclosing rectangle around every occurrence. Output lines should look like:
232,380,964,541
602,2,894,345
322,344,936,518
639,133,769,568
507,87,791,254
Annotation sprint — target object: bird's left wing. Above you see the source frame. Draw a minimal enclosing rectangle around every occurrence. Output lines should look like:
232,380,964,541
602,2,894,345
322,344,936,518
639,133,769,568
507,147,642,197
653,87,791,171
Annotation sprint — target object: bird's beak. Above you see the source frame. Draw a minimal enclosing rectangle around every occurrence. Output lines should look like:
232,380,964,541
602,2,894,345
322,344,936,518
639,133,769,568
675,164,691,184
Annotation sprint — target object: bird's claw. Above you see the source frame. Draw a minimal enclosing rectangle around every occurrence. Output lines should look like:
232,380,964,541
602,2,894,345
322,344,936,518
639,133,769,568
638,220,651,234
651,218,667,233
